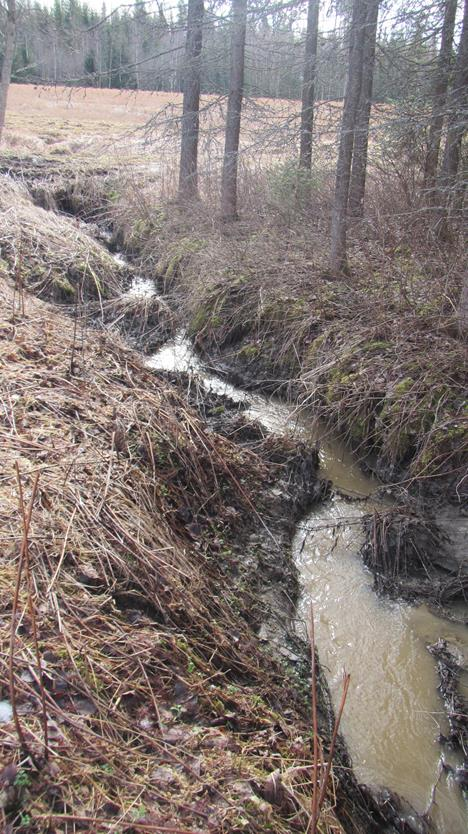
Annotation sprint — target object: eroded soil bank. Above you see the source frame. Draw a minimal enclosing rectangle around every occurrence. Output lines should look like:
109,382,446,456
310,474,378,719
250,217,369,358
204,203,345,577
0,275,338,834
1,157,467,834
0,259,407,833
151,332,468,834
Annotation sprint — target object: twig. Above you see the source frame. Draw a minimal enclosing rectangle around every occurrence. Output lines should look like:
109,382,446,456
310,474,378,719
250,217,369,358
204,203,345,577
9,468,41,763
15,465,50,760
308,602,320,834
317,672,351,814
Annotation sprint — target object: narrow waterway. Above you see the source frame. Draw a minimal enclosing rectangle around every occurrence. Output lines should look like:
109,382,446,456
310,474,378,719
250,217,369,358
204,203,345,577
142,306,467,830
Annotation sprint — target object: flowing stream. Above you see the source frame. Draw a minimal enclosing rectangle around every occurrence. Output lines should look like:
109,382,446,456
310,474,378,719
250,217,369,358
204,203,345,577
138,285,468,831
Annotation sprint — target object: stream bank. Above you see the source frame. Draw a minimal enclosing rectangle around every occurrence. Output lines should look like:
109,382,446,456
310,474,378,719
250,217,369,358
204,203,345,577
1,154,466,501
148,330,468,834
1,158,466,825
1,273,354,834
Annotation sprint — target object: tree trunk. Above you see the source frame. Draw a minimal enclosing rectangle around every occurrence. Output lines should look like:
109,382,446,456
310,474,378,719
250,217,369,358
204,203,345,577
423,0,457,200
330,0,367,273
299,0,320,169
438,0,468,210
0,0,17,143
348,0,380,217
458,272,468,337
221,0,247,221
178,0,204,201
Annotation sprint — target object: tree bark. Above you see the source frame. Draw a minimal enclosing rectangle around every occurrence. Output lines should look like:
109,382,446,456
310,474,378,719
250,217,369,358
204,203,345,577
178,0,204,201
423,0,457,200
330,0,367,273
439,0,468,202
0,0,17,143
348,0,380,217
221,0,247,221
299,0,320,169
458,272,468,337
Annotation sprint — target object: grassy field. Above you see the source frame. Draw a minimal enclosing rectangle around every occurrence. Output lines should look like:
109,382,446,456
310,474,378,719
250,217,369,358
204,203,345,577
5,82,345,169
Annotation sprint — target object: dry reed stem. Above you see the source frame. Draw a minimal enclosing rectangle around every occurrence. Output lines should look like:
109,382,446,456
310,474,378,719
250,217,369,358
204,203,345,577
0,176,126,303
0,275,343,834
15,465,49,761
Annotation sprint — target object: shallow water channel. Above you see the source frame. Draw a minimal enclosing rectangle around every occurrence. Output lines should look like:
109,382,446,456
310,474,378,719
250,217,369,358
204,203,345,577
144,317,468,830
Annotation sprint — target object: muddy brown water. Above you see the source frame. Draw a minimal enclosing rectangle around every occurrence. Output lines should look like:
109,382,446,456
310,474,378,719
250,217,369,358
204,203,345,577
146,324,467,832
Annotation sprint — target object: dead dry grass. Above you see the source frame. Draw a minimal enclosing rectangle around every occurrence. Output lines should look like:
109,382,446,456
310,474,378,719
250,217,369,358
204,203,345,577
2,83,350,174
0,176,127,302
106,173,467,494
0,272,344,833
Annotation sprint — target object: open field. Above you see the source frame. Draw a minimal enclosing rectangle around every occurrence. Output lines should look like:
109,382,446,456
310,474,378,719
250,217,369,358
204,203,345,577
5,82,347,169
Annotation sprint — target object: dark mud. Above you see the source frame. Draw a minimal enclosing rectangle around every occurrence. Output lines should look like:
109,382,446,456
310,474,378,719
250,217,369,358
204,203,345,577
428,640,468,789
154,367,326,638
0,153,116,221
362,509,468,606
174,347,467,605
80,291,175,354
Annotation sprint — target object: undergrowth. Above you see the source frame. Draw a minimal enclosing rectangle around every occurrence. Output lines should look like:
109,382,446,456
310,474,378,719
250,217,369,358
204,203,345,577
105,169,467,496
3,149,465,493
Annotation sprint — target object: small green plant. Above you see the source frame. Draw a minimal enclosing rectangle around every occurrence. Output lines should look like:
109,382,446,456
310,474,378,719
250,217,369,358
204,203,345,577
15,769,32,789
267,160,324,213
133,803,147,820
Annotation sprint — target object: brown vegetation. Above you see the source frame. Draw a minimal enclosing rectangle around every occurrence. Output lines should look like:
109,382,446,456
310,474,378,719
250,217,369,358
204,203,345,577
1,83,348,168
0,271,346,833
0,177,126,302
106,164,467,496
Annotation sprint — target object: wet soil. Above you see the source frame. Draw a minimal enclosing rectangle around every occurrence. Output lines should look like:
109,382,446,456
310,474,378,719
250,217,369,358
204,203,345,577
428,640,468,787
362,509,468,606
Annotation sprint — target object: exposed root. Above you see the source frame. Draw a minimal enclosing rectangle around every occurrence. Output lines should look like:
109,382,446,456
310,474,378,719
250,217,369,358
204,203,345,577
362,509,468,603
